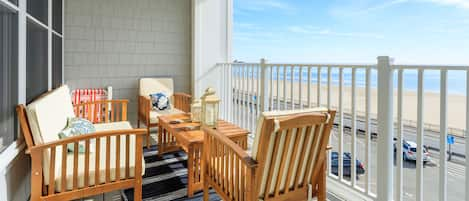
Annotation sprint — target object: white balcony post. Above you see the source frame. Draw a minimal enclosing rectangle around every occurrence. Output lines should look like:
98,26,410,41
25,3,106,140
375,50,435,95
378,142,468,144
377,56,394,201
259,58,269,112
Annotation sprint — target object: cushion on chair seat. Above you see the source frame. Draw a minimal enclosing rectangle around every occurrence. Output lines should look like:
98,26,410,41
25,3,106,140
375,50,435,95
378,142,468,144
139,78,174,98
48,121,146,192
149,108,184,124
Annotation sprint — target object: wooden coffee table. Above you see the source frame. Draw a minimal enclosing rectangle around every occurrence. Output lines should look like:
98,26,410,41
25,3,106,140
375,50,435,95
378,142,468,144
157,113,249,197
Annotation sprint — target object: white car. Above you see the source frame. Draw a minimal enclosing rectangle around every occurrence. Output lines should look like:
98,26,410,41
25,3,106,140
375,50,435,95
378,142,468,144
394,140,431,163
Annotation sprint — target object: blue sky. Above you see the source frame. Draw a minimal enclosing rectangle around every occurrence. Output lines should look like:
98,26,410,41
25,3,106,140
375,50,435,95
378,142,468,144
233,0,469,64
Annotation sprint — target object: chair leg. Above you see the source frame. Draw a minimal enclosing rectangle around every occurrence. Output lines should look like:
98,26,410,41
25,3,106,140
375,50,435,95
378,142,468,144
137,119,140,128
146,125,151,149
134,182,142,201
318,163,327,201
203,173,209,201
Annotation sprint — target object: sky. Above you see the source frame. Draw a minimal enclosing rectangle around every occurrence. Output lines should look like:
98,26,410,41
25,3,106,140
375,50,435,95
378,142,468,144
233,0,469,65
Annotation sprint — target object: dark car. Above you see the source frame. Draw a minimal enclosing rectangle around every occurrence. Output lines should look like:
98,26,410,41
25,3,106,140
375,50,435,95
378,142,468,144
330,151,366,177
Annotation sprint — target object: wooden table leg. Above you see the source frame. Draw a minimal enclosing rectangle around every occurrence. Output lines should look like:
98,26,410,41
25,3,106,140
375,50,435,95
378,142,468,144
158,126,163,156
187,146,194,197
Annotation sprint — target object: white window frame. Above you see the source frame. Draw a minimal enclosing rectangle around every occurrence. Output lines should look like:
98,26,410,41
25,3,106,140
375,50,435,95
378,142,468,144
0,0,63,174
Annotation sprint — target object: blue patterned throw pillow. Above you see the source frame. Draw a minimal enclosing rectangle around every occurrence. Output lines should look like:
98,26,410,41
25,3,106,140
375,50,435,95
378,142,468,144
58,117,96,153
150,92,171,111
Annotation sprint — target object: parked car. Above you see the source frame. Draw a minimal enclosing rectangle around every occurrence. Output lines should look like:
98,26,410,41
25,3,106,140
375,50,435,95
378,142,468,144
394,139,431,164
330,152,366,177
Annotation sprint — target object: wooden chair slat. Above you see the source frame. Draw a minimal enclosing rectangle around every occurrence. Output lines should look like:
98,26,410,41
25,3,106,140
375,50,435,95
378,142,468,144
49,146,56,195
293,126,313,190
284,127,304,193
125,135,130,179
73,142,79,190
274,128,294,196
116,135,121,181
263,130,282,199
95,137,101,186
61,144,68,192
105,136,111,183
84,139,90,187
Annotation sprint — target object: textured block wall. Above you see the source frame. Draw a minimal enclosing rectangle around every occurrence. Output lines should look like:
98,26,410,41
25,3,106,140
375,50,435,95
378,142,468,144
64,0,191,122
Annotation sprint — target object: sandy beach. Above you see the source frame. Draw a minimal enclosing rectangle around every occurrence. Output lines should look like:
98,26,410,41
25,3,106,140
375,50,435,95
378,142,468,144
234,79,467,136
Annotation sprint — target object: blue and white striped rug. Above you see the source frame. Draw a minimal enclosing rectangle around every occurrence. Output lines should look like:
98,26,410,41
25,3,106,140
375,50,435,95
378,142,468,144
121,146,221,201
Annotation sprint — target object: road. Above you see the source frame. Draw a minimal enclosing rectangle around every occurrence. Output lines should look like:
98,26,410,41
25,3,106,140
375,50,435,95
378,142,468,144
329,128,466,201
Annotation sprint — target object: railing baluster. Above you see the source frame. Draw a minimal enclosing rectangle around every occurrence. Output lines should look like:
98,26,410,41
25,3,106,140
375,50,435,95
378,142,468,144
270,66,273,111
251,65,255,131
351,68,357,187
299,66,303,109
290,66,294,109
317,67,321,107
338,68,344,181
276,66,280,110
416,69,424,201
327,67,332,176
440,69,448,201
283,65,287,110
465,70,469,201
308,66,312,108
367,68,374,195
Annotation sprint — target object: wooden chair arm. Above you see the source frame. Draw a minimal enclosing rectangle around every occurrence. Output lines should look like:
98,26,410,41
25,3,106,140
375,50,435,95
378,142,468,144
29,128,146,196
73,99,129,123
30,128,147,152
173,92,192,113
203,126,257,168
138,95,152,123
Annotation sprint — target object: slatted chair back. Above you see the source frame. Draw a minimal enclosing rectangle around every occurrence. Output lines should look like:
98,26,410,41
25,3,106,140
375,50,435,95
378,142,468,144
251,109,336,201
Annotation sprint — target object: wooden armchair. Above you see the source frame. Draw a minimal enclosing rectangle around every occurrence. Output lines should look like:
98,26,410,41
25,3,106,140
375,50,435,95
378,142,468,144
203,109,336,201
137,78,191,148
17,86,146,201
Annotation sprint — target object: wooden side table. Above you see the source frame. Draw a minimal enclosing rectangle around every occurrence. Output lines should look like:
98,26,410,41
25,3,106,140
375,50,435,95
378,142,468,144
158,113,249,197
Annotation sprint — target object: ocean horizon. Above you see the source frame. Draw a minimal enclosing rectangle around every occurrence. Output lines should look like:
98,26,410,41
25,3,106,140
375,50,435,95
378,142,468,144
235,67,468,95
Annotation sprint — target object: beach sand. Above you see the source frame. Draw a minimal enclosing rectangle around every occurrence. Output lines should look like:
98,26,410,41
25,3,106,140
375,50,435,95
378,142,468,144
234,78,467,136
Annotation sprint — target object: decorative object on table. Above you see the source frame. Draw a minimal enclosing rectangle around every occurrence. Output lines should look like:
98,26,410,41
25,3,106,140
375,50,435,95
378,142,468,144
200,87,220,129
150,92,171,111
190,98,202,122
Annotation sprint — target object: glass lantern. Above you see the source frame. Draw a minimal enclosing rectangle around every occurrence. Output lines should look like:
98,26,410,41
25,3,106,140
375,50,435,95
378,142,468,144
201,88,220,129
190,99,202,123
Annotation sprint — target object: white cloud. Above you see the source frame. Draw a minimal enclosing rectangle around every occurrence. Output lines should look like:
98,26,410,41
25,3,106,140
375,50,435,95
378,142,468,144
235,0,295,13
423,0,469,9
287,26,385,39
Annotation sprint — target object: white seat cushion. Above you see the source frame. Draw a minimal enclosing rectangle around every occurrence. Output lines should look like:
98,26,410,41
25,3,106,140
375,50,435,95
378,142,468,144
49,121,146,192
149,108,184,124
26,85,75,145
139,78,174,97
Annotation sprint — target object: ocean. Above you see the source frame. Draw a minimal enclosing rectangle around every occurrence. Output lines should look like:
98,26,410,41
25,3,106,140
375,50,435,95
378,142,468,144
234,67,468,95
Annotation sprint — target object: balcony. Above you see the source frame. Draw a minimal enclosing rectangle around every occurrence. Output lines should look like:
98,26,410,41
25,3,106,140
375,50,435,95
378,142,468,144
213,58,469,201
1,0,468,201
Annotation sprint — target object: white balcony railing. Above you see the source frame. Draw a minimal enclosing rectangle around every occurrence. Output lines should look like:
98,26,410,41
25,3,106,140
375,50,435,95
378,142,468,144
215,56,469,201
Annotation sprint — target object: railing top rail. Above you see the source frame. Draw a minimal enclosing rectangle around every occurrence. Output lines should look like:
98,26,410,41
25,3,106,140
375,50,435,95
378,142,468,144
217,62,376,68
392,64,469,70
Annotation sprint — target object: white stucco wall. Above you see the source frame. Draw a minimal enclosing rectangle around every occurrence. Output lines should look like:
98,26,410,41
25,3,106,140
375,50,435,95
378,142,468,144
192,0,232,98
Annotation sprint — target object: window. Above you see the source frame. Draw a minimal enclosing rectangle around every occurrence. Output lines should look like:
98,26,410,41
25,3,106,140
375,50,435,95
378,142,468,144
52,34,62,88
52,0,62,34
27,0,48,25
26,20,48,103
0,5,18,152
